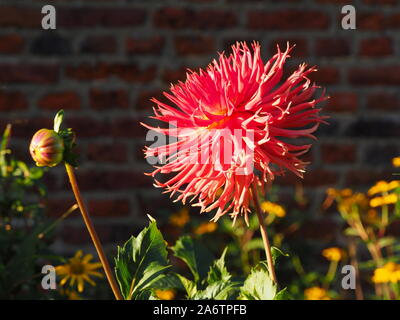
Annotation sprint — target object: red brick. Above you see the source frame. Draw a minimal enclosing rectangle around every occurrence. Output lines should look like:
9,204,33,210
270,38,308,57
111,116,146,138
348,67,400,85
126,36,165,55
162,66,192,84
357,13,385,30
174,35,215,56
0,7,41,28
359,37,393,57
387,14,400,28
58,8,147,27
345,170,393,186
66,117,107,138
326,92,358,113
66,63,156,83
317,0,349,3
4,117,52,139
136,89,168,111
45,197,76,218
0,64,59,84
0,91,27,111
65,63,109,81
309,67,340,85
367,93,399,111
69,169,152,191
194,10,237,29
154,8,237,29
87,142,128,163
315,38,350,57
279,169,338,187
363,0,396,4
248,10,329,30
38,92,81,110
88,199,130,217
0,34,24,54
154,8,193,29
89,89,129,110
111,63,157,83
321,144,356,164
81,35,117,54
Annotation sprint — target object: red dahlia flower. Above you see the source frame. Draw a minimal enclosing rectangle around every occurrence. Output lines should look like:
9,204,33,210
143,42,327,223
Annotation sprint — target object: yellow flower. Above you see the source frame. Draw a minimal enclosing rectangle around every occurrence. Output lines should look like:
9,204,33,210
322,247,344,262
260,201,286,218
304,287,330,300
368,180,400,196
392,157,400,168
326,188,353,198
56,250,103,293
155,289,176,300
338,192,368,214
169,207,190,228
372,262,400,284
194,222,217,235
370,193,398,208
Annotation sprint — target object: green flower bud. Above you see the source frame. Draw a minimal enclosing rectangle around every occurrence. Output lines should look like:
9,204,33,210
29,129,64,167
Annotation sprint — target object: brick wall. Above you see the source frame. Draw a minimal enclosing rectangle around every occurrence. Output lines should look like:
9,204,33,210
0,0,399,253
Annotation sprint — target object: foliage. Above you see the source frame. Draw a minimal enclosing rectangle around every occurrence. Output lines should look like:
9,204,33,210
0,125,54,298
114,220,289,300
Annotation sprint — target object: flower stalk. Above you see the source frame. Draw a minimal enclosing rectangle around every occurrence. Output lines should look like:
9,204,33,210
65,163,123,300
251,183,277,284
29,110,123,300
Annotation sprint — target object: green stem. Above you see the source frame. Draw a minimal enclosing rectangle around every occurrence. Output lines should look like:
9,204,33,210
65,163,123,300
251,183,278,284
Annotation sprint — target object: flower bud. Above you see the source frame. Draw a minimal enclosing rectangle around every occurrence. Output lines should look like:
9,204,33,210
29,129,64,167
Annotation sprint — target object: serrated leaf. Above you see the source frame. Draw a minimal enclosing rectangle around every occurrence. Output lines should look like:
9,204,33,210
114,221,170,300
274,287,291,300
207,247,231,285
239,262,277,300
172,236,214,283
176,274,198,299
150,273,185,291
193,281,240,300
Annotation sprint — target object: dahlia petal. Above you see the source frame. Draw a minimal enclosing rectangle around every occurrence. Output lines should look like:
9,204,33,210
143,42,327,221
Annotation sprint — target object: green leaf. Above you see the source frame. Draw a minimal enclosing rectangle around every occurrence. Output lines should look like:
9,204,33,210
176,274,198,299
53,110,64,133
114,221,170,300
239,262,277,300
150,273,185,291
274,287,291,300
271,246,289,264
193,281,240,300
207,247,231,285
171,236,214,283
376,237,396,248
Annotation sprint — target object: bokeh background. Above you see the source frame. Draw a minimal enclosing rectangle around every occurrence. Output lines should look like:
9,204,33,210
0,0,399,256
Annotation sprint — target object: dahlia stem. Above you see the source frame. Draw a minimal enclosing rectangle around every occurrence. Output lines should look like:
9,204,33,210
251,184,278,284
65,163,123,300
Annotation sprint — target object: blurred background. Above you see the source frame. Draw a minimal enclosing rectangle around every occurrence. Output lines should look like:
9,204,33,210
0,0,399,299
